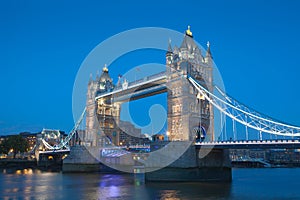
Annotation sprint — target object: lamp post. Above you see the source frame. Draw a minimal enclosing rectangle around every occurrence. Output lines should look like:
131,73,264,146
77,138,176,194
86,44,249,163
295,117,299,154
166,131,170,141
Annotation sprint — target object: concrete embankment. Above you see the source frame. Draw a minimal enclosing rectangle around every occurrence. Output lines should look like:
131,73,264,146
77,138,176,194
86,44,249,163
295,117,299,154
0,159,37,169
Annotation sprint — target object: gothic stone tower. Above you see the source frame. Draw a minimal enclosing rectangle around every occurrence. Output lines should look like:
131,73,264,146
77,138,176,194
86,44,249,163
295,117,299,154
166,26,214,141
86,65,120,146
85,72,99,146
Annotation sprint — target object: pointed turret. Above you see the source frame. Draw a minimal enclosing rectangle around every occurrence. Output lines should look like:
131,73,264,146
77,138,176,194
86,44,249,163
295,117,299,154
205,41,213,64
206,41,212,58
88,73,93,84
167,38,173,53
166,39,173,65
96,70,100,81
173,45,179,54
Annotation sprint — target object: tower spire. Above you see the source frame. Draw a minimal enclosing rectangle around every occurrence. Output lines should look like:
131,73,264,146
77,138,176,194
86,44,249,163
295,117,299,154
167,38,173,53
96,70,100,80
205,41,213,64
185,25,193,37
89,73,93,83
206,41,212,58
103,64,108,72
166,38,173,64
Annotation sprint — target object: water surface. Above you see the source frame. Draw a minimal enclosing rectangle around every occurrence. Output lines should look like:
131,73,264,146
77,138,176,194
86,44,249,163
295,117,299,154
1,168,299,199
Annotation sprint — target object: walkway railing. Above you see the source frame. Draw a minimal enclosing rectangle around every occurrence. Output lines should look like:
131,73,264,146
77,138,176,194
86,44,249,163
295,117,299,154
95,71,166,100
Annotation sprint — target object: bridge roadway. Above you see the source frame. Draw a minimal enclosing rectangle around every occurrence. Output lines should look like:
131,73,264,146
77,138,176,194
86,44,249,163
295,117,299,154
40,139,300,157
39,149,70,155
195,139,300,149
89,139,300,159
95,71,166,102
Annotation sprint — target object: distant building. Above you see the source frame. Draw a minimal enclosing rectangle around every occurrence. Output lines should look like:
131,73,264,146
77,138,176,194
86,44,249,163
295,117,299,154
0,130,68,153
230,149,267,160
119,121,150,146
19,132,39,151
266,149,300,165
230,149,300,167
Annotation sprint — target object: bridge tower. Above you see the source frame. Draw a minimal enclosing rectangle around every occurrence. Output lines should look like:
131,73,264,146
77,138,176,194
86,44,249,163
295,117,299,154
166,26,214,141
86,65,120,146
96,65,121,147
85,72,98,146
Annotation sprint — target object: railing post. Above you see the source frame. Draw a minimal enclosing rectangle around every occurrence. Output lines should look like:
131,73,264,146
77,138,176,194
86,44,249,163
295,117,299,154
245,115,248,141
233,119,236,141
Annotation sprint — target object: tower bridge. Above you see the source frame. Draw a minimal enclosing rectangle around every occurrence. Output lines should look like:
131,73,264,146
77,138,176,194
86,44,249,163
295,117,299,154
40,26,300,181
84,26,214,147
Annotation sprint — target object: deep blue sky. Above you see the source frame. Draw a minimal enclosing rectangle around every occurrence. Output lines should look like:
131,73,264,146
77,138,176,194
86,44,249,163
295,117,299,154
1,0,300,135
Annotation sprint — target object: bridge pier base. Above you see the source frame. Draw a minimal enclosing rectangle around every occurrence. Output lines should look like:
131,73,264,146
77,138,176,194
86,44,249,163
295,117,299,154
63,144,232,182
37,153,65,170
62,145,101,172
145,145,232,182
62,145,121,173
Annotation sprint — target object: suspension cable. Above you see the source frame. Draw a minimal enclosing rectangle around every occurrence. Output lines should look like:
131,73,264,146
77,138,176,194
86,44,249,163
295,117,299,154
40,107,86,150
188,76,300,137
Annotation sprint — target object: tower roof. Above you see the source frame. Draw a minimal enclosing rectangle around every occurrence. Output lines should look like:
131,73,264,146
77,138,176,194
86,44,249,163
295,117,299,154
180,26,197,50
102,64,109,72
99,64,112,83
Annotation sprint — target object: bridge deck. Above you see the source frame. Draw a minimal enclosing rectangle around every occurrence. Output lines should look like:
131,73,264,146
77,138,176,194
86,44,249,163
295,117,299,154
196,140,300,149
95,72,166,102
39,149,70,154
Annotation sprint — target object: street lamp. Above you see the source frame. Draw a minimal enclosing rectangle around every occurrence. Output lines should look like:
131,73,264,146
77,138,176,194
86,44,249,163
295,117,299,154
166,131,170,141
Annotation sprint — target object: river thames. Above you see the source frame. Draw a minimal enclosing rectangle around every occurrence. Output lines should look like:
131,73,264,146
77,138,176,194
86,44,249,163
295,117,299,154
1,168,300,199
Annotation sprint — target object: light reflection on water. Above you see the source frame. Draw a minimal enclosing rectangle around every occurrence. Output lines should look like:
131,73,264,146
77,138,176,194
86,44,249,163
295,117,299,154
1,168,300,199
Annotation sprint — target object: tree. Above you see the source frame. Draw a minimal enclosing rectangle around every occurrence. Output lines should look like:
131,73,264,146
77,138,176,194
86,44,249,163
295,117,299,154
0,140,10,155
1,135,29,158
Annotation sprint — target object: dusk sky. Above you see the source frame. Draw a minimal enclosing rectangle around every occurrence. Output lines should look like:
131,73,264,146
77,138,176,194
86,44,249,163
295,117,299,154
1,0,300,135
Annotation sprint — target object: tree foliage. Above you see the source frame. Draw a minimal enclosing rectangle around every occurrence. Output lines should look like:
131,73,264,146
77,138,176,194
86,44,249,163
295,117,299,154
0,135,29,158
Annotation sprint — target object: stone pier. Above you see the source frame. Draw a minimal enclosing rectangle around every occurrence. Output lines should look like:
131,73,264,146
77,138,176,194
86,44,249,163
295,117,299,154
62,146,101,172
62,145,133,173
145,143,232,182
63,143,232,181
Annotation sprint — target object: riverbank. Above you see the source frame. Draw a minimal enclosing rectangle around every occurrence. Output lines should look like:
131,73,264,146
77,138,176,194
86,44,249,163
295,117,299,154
1,158,300,173
0,159,62,172
0,159,36,168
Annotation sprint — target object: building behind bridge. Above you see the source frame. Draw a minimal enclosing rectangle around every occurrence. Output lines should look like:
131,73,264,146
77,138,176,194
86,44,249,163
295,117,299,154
230,149,300,167
0,130,67,159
